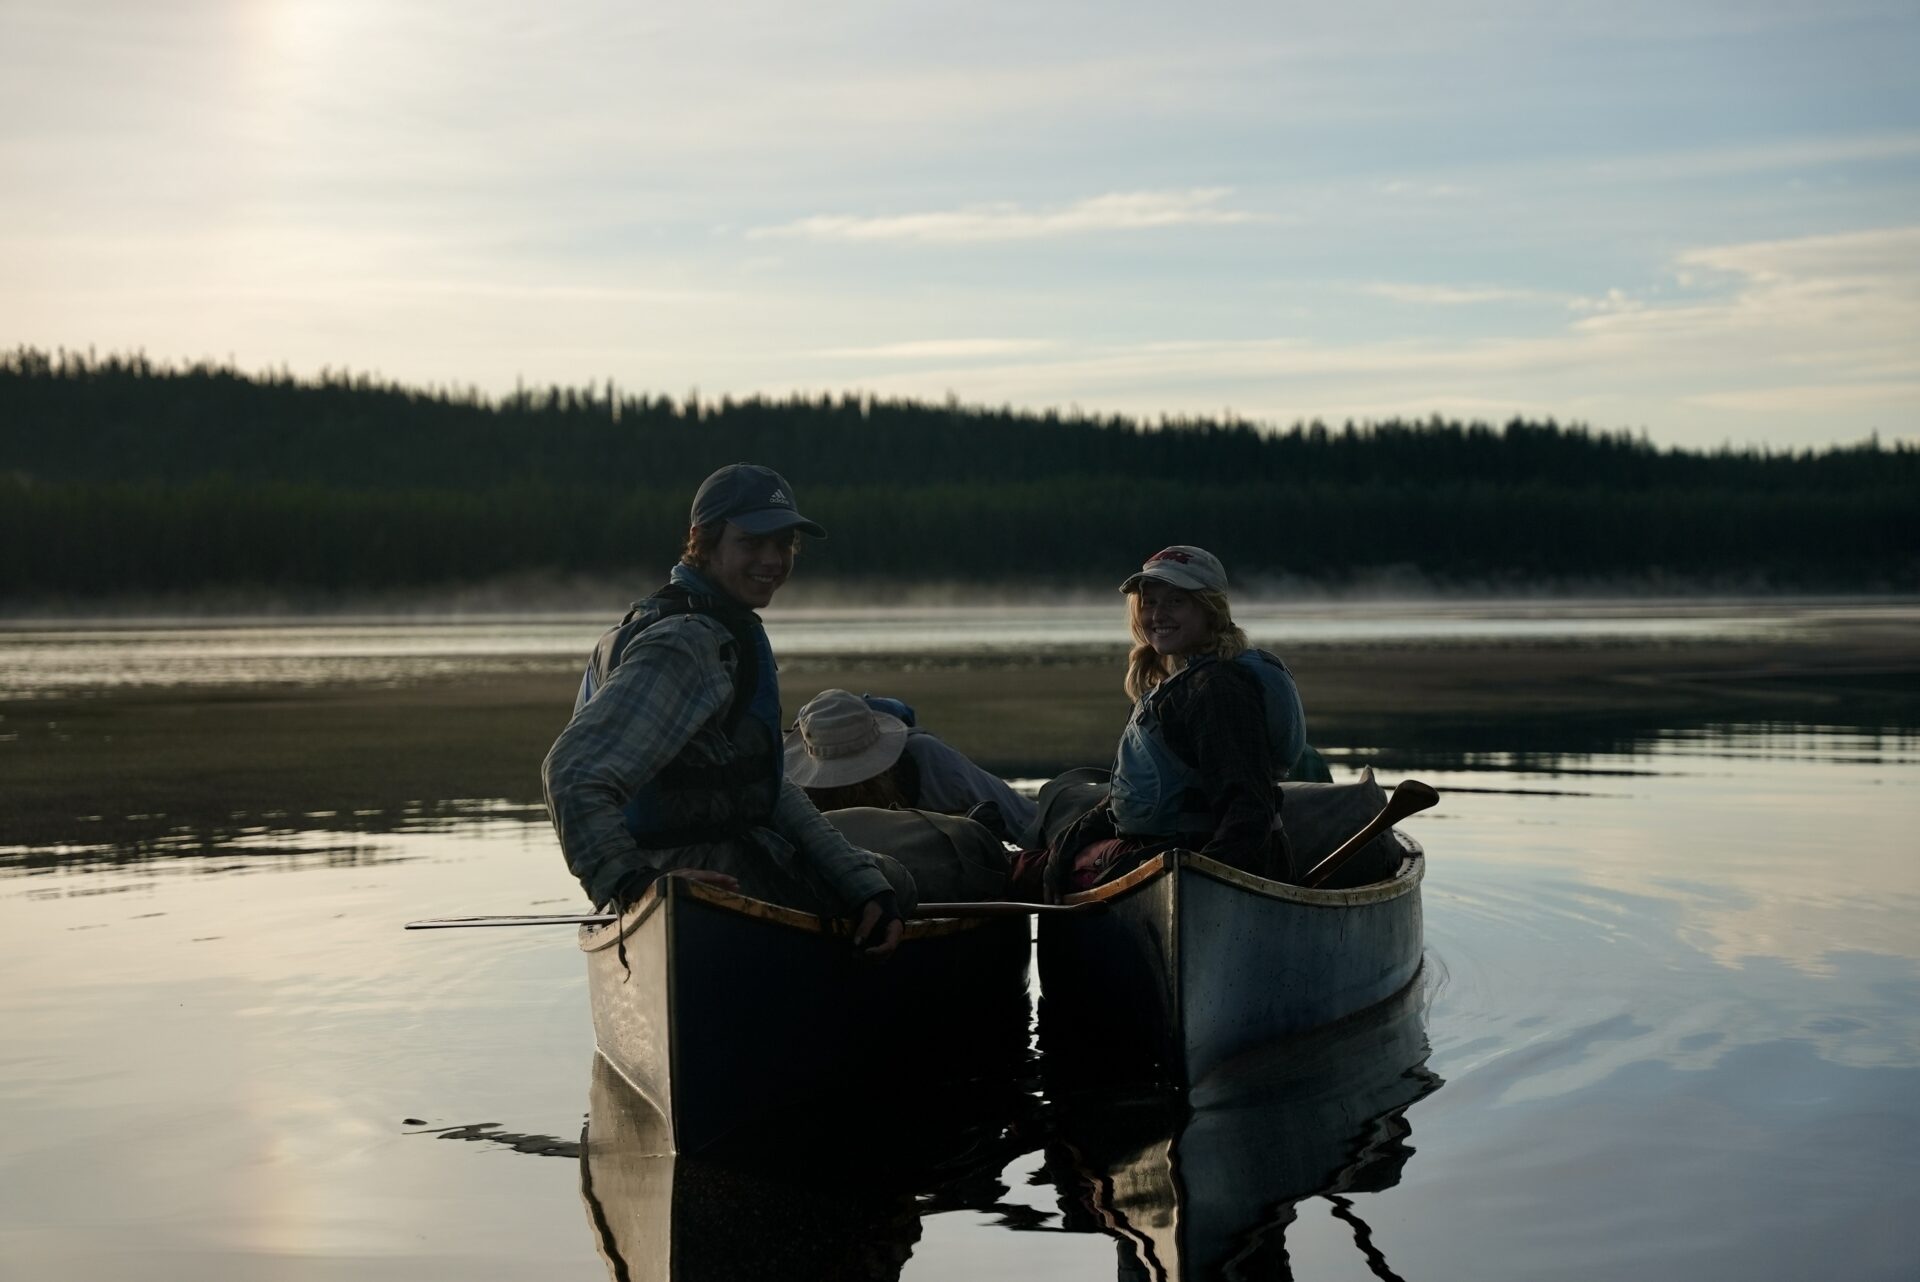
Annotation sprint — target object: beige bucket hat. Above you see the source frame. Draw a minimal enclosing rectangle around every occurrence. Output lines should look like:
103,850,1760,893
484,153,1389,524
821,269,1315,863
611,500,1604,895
783,688,910,789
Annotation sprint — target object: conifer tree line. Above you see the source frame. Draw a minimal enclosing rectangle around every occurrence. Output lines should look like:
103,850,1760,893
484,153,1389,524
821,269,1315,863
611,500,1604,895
3,347,1914,597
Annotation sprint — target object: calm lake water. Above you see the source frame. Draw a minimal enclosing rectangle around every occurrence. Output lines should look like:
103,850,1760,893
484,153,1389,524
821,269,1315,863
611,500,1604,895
3,607,1918,1279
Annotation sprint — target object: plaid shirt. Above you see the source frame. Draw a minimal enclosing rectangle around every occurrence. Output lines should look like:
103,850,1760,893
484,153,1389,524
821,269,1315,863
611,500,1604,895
542,566,894,911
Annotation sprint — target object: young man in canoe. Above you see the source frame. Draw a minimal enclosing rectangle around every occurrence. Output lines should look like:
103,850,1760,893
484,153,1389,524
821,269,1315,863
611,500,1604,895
542,463,912,958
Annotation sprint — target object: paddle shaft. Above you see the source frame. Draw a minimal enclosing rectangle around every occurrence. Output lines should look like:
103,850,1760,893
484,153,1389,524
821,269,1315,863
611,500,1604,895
405,899,1086,930
1300,779,1440,889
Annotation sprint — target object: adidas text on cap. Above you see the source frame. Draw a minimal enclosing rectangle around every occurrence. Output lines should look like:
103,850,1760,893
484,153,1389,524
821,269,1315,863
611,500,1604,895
689,463,828,538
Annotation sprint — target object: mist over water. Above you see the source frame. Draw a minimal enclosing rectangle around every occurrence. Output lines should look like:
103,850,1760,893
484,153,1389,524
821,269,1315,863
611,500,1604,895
2,608,1917,1279
0,597,1892,699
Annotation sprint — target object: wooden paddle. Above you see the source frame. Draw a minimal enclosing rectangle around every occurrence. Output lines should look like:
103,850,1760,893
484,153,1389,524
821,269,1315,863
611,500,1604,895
1299,779,1440,889
405,899,1093,929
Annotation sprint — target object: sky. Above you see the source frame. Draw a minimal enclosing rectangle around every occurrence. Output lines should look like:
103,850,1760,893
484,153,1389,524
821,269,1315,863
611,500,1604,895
4,0,1917,451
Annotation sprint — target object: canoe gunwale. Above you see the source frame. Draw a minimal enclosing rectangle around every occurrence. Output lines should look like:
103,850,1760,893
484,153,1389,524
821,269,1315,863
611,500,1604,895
1060,832,1425,911
577,873,988,955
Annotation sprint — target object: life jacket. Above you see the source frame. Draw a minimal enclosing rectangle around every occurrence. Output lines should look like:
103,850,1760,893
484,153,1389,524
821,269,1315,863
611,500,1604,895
1108,648,1306,836
575,571,783,849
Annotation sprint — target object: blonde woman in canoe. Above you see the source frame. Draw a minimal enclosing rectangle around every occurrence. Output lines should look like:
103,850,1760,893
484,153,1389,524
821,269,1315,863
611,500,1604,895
1040,545,1308,899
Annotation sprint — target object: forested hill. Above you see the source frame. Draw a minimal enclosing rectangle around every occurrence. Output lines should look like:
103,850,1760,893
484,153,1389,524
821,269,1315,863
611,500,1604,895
3,348,1915,598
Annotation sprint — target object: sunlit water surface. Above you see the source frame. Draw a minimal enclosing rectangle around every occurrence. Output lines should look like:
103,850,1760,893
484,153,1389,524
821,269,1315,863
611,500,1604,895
3,621,1918,1279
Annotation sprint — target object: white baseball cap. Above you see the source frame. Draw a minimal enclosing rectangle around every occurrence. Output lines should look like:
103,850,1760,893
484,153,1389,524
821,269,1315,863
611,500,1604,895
1119,545,1229,594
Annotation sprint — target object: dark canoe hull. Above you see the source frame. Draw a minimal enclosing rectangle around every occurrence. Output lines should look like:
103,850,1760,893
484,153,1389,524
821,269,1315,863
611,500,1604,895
1037,835,1424,1083
580,876,1031,1153
581,1051,1046,1281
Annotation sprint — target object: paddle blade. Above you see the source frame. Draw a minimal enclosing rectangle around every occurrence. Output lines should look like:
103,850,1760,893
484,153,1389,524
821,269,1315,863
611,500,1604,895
1301,778,1440,889
1384,779,1440,821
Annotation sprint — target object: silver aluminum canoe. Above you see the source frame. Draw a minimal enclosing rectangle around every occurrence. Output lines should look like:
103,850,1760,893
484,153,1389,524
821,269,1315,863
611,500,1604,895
1037,832,1424,1083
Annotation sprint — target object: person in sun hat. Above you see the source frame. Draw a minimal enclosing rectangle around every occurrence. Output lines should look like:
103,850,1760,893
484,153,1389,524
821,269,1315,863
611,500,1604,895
1032,544,1310,900
782,688,1033,902
542,463,914,958
783,688,1038,837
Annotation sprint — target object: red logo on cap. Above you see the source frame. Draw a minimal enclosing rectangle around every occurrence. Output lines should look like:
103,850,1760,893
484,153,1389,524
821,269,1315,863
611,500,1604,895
1147,548,1192,564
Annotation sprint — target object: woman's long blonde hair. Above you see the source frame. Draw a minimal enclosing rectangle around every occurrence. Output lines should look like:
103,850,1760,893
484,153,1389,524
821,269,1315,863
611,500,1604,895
1124,588,1250,701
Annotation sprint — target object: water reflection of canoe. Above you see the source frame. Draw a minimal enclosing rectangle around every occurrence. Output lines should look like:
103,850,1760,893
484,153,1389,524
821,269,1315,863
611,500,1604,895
578,874,1031,1153
579,1054,922,1282
1046,979,1441,1280
580,1054,1041,1282
1037,833,1424,1084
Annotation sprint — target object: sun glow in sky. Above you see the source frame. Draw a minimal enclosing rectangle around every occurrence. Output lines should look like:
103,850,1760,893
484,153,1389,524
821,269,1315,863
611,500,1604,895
4,0,1917,449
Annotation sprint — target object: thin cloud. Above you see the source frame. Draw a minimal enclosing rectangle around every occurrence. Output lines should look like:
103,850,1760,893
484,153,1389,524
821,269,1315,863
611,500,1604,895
1364,281,1561,306
816,224,1920,441
1568,288,1647,315
1686,382,1920,412
1375,179,1470,199
1575,131,1920,183
1676,224,1920,283
1577,226,1920,355
365,280,738,305
748,188,1265,244
816,338,1059,360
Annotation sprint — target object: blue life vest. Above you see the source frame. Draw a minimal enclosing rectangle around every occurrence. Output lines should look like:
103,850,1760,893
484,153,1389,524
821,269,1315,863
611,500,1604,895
575,565,784,848
1108,648,1306,836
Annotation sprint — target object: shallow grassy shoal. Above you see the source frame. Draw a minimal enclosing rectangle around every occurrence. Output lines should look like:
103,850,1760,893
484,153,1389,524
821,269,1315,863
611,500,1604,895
6,631,1917,852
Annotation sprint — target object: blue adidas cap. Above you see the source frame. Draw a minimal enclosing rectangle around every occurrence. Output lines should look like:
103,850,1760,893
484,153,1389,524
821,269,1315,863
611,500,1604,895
689,463,827,537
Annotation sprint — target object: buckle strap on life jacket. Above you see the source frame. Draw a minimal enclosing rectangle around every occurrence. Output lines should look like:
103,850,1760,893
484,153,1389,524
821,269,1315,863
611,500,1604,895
656,752,778,788
627,816,756,850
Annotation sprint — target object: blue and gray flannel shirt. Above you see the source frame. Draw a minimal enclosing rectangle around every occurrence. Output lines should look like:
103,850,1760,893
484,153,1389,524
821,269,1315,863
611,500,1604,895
542,568,895,912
